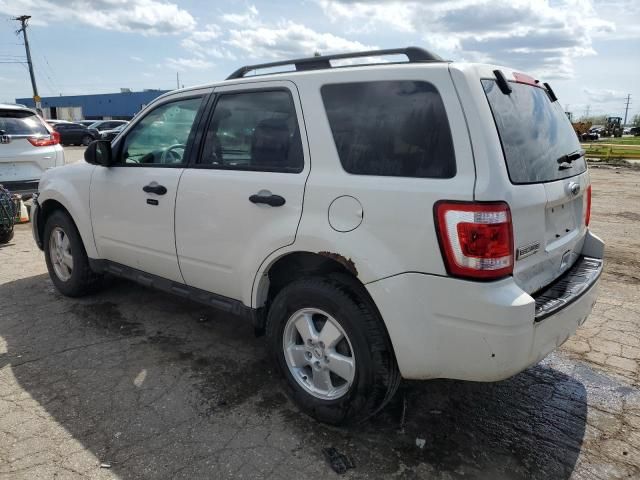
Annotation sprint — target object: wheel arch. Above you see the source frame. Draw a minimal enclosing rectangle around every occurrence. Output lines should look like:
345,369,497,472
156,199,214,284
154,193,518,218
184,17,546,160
37,194,97,258
252,250,395,358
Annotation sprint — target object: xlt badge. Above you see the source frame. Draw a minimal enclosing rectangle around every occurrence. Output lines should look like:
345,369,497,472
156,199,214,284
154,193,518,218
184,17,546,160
516,241,540,260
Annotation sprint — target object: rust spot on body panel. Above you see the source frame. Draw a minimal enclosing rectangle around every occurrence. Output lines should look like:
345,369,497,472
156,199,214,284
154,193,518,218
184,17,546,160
318,251,358,277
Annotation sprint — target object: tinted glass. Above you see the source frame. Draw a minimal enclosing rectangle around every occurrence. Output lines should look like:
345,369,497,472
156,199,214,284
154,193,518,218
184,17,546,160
321,81,455,178
482,80,586,184
200,90,303,173
120,96,202,165
0,110,48,135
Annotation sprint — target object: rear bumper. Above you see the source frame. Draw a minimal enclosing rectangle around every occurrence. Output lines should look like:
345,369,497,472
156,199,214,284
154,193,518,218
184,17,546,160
367,231,604,381
0,180,39,199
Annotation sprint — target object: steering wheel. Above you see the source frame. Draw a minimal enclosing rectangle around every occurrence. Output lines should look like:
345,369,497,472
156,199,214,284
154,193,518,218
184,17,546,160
160,144,186,164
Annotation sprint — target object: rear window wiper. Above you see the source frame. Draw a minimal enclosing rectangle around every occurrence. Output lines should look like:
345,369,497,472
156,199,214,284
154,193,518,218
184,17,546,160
557,149,585,167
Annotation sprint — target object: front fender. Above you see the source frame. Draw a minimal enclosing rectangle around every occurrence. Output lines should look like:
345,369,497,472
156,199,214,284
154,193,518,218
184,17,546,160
37,163,98,258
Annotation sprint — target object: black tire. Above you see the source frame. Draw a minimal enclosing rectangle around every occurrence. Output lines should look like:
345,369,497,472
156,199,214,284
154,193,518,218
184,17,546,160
0,228,14,244
43,210,103,297
266,275,400,425
81,135,93,146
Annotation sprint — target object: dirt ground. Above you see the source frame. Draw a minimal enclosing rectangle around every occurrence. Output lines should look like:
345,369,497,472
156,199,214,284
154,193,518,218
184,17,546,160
0,166,639,479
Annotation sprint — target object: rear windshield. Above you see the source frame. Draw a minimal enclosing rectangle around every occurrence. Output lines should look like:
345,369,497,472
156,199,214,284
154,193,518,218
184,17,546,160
482,80,586,184
0,110,48,136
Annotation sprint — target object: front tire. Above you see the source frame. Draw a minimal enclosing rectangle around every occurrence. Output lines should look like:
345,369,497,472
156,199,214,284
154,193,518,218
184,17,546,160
81,135,93,146
44,210,103,297
266,276,400,425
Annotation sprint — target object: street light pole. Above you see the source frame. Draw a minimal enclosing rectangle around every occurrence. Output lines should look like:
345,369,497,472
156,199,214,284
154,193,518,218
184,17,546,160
14,15,41,111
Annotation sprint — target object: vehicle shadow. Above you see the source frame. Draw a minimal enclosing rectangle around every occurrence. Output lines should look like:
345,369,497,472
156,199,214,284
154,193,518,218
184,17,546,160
0,274,587,479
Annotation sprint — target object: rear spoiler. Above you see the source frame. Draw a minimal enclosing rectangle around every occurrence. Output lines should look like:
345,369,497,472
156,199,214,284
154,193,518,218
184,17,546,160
492,70,558,102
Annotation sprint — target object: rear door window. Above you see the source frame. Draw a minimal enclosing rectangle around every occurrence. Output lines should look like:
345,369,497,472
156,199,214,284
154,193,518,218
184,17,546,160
482,80,586,184
0,110,48,136
199,90,303,173
321,81,456,178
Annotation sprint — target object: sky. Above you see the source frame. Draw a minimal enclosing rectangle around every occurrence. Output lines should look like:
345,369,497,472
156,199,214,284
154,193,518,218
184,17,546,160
0,0,638,122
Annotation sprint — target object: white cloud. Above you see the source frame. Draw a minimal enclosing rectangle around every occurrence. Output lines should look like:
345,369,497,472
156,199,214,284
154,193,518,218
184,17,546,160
164,57,214,71
221,5,260,28
179,24,235,60
226,19,375,59
583,87,627,104
130,56,144,62
318,0,615,79
0,0,196,35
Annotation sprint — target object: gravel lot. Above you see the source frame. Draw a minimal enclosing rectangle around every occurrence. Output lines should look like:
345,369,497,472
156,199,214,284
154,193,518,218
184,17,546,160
0,166,638,479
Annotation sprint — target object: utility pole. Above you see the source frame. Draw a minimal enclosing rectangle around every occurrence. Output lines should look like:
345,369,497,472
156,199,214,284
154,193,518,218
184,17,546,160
176,72,180,90
623,94,631,126
584,105,591,119
13,15,41,111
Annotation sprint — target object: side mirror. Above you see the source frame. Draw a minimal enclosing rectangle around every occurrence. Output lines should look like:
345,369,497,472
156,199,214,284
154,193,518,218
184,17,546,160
84,140,114,166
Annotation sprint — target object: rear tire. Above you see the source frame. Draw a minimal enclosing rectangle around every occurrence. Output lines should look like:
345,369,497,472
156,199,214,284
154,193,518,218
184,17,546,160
266,276,400,425
43,210,103,297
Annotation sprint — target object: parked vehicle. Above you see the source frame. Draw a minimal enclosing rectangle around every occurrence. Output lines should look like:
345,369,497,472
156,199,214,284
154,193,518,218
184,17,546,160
603,117,623,137
32,47,604,425
0,103,64,198
87,120,128,139
53,122,97,146
76,120,97,128
99,124,126,141
46,119,71,126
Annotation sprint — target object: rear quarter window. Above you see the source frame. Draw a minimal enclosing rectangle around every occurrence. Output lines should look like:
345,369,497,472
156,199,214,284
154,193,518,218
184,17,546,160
321,81,456,178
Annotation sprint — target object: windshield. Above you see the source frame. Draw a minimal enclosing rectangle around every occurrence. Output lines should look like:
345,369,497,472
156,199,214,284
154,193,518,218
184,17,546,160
0,110,49,136
482,79,586,184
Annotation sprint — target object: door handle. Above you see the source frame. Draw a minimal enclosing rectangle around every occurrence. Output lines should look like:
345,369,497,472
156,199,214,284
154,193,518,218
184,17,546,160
249,192,286,207
143,183,167,195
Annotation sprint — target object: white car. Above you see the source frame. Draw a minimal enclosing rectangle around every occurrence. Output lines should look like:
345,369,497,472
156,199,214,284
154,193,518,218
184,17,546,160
32,47,604,424
0,104,65,198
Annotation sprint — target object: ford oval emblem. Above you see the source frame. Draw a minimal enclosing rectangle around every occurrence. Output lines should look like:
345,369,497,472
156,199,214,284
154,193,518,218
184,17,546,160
567,182,580,197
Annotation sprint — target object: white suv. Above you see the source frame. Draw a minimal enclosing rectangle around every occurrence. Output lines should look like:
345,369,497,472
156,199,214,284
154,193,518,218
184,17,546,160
0,104,64,198
32,48,604,424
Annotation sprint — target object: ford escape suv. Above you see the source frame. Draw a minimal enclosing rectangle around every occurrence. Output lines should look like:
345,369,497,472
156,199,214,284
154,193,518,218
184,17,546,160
31,47,604,425
0,104,64,198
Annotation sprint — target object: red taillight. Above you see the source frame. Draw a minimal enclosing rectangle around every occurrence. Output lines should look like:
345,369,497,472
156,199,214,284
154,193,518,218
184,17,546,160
435,201,514,280
585,185,592,226
27,131,60,147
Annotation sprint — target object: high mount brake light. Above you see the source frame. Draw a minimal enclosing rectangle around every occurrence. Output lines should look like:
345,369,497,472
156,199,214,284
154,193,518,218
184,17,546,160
513,72,539,86
435,201,514,280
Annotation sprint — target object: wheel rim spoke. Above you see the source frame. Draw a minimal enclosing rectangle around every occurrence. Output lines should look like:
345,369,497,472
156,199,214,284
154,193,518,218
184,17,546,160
55,230,64,249
311,367,332,392
287,345,308,368
319,320,343,349
61,252,73,269
61,233,70,250
294,312,317,344
327,351,355,383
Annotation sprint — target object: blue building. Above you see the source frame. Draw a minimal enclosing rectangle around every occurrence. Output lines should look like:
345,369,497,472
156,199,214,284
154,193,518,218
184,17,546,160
16,89,170,120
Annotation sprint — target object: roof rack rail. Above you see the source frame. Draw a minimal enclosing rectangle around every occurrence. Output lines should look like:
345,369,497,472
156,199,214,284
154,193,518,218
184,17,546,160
226,46,444,80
